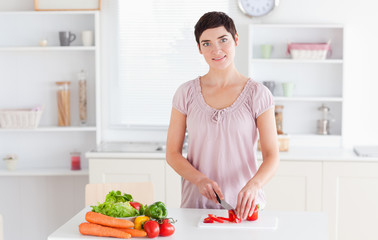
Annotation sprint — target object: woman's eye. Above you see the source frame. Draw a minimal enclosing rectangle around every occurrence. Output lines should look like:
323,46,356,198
221,38,228,43
202,42,210,47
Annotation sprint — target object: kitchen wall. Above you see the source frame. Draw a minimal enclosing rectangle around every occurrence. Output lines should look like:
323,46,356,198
100,0,378,148
2,0,378,147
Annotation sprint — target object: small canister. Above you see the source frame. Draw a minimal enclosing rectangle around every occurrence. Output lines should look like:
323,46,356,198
56,81,71,126
275,105,284,135
77,70,87,125
70,152,81,170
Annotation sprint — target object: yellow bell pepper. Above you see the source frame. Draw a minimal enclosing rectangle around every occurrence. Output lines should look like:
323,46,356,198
134,216,150,230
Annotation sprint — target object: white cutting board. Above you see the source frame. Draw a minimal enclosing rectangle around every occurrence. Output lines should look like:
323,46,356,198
198,215,278,230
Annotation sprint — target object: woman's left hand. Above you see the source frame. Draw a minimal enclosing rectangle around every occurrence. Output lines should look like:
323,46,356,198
235,181,260,220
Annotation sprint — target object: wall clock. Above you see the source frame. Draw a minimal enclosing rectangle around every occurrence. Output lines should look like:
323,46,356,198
238,0,279,17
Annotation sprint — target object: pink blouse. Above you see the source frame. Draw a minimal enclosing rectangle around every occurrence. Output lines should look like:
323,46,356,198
172,76,274,209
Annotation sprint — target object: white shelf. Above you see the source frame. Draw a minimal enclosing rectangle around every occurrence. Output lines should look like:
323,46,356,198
0,46,96,51
0,126,97,132
274,97,343,102
0,168,89,176
251,58,343,64
250,23,344,29
287,134,342,147
0,11,98,15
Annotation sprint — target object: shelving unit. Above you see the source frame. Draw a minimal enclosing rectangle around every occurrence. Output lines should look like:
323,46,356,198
0,10,100,170
0,9,97,240
249,24,344,146
251,58,343,64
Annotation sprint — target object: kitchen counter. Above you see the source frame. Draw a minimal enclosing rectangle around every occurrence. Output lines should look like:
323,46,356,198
86,142,378,162
48,207,328,240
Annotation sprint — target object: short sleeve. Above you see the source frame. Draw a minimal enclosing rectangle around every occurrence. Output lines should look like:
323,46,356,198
172,81,193,115
251,83,275,119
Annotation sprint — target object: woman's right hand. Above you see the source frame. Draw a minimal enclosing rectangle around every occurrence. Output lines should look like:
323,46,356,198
196,177,224,203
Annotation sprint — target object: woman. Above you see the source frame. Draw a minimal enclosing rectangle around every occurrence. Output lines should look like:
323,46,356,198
166,11,279,220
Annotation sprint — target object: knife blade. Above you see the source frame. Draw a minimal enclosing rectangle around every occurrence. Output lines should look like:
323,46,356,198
213,190,235,211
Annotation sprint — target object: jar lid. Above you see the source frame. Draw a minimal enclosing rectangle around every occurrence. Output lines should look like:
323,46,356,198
56,81,71,85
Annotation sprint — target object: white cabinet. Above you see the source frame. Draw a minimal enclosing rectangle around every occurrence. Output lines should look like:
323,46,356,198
323,162,378,240
249,24,344,145
0,175,88,240
89,158,182,208
264,160,378,240
262,161,322,211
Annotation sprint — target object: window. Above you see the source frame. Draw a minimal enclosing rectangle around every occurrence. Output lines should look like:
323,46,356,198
111,0,229,128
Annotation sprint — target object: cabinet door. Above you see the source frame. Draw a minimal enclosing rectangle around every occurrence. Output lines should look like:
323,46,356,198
262,161,322,211
323,162,378,240
89,159,165,202
165,162,182,208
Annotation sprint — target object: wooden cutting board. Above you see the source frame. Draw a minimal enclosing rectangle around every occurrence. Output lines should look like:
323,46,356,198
197,215,278,230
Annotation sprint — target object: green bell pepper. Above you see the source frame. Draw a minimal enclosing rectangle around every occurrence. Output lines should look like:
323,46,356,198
144,201,168,219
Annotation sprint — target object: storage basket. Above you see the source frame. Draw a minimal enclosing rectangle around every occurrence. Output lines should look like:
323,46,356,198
287,40,331,60
258,134,290,152
0,107,43,129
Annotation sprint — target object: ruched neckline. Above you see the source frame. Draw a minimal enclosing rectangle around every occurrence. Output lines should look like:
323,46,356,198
195,76,252,123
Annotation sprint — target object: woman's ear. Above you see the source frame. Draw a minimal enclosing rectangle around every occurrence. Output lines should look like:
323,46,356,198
234,33,239,47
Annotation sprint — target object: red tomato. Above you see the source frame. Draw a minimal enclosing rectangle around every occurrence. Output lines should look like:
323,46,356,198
129,201,141,211
159,219,175,236
203,217,214,223
144,220,160,238
247,205,259,221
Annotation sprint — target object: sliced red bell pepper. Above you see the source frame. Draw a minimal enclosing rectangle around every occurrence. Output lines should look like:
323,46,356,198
203,217,214,223
217,217,232,221
228,210,241,223
208,214,224,223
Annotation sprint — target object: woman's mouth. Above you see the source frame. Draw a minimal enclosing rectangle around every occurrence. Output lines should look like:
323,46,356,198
212,55,226,61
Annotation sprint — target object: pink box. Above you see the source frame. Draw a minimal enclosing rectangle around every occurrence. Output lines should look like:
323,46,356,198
287,41,331,60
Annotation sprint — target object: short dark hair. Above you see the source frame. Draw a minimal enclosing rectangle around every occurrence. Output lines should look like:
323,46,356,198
194,11,237,45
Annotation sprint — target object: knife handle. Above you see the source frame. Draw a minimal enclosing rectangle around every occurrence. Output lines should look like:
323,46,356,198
213,190,221,203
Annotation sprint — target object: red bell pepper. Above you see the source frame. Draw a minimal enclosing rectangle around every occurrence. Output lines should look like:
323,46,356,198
130,201,141,211
203,217,214,223
228,210,241,223
247,205,259,221
218,217,232,221
203,211,241,224
208,214,224,223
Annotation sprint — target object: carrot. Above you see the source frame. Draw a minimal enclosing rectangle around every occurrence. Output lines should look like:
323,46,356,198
85,211,134,228
115,228,147,237
79,222,131,239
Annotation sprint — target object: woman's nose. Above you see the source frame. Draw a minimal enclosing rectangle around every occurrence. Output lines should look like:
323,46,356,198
212,43,222,53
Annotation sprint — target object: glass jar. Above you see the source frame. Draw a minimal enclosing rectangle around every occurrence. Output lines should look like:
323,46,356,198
56,81,71,126
70,152,81,170
275,105,284,135
77,70,87,125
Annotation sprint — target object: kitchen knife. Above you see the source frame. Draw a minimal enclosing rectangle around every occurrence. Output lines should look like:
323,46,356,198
213,190,235,211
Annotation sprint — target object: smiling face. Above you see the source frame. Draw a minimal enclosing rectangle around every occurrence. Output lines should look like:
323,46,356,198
198,26,239,71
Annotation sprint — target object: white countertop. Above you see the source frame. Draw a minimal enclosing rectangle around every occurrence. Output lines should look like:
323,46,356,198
0,168,89,176
86,145,378,162
48,207,328,240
